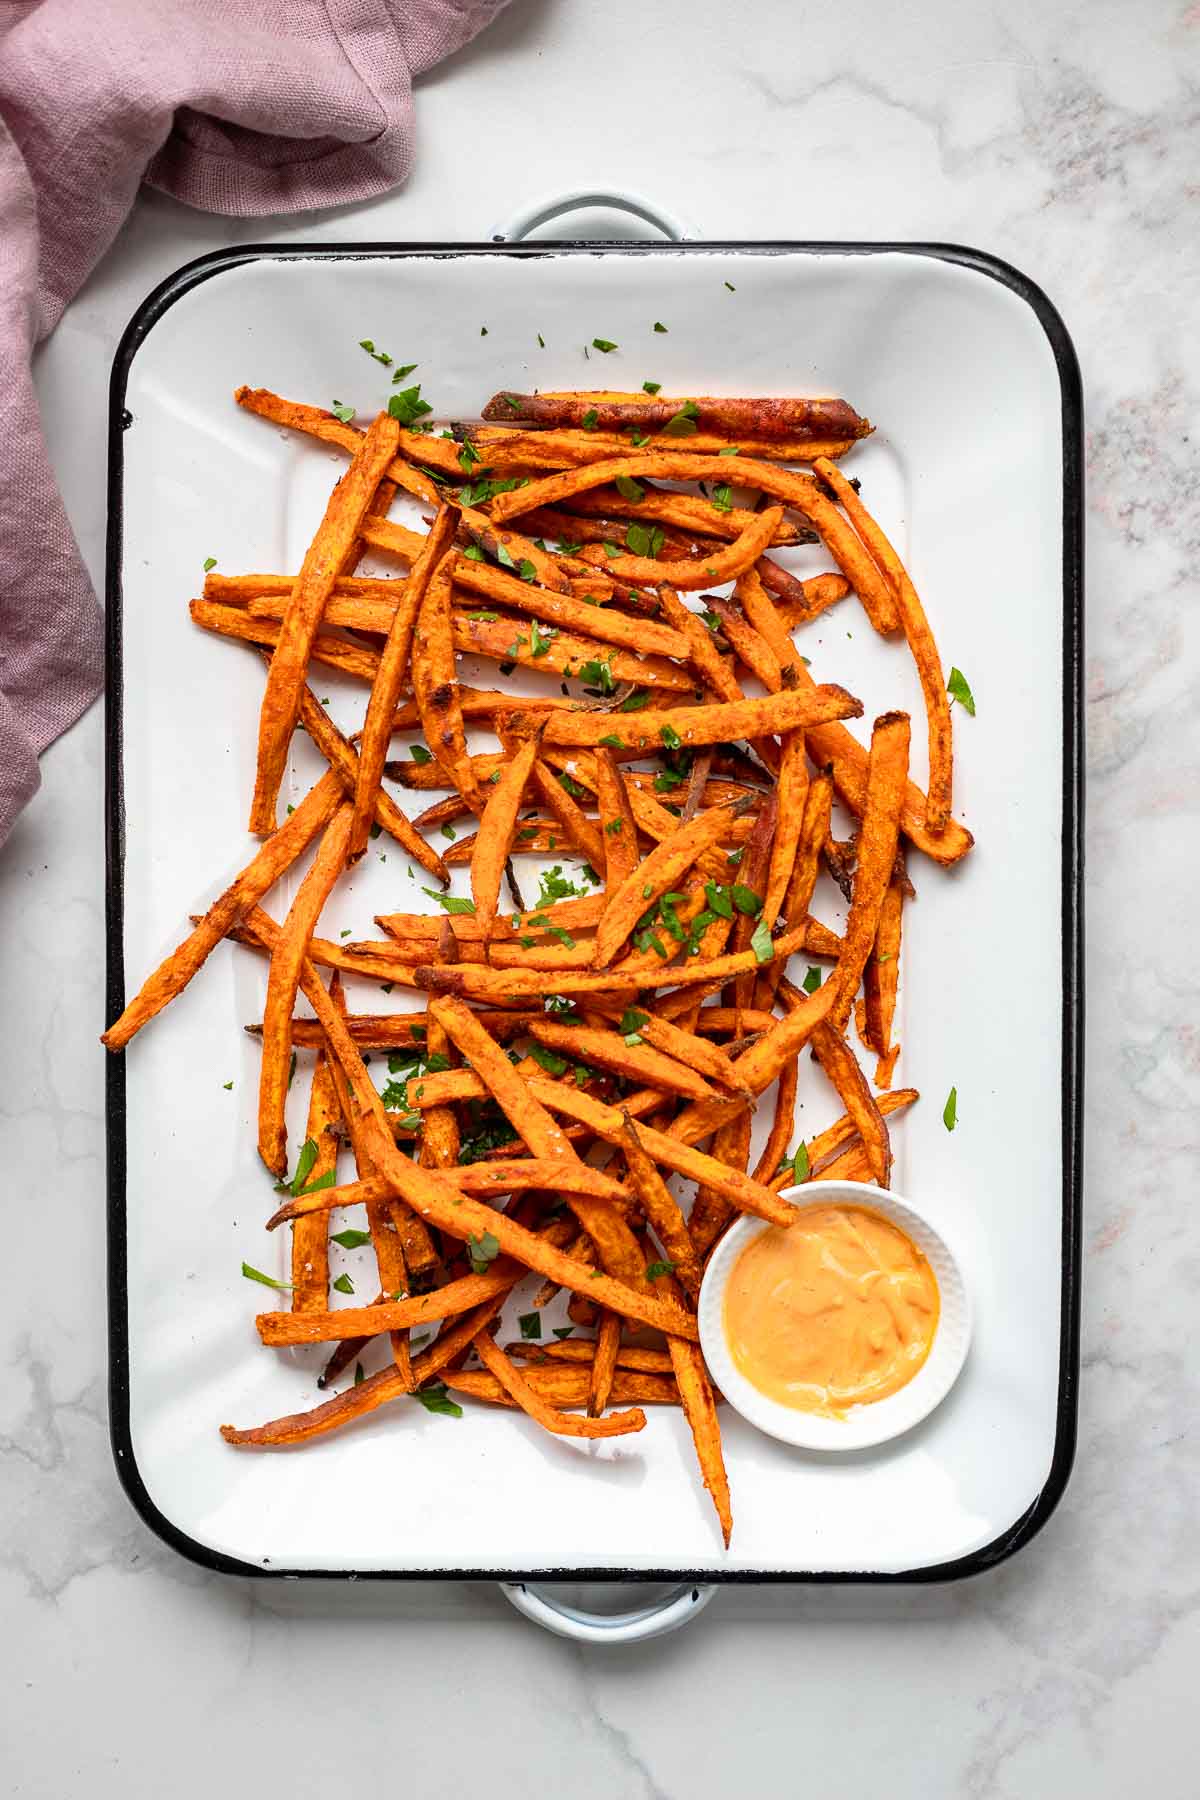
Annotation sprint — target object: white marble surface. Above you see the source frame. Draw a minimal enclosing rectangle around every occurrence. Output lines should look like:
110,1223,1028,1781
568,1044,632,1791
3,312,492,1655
4,0,1197,1791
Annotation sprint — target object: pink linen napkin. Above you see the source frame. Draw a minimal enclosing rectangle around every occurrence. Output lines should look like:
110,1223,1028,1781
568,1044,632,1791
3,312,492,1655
0,0,509,847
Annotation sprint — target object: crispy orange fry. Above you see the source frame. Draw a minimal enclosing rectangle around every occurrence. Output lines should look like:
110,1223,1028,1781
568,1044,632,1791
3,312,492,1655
529,759,606,870
594,746,641,889
234,385,450,494
290,1051,339,1311
618,1114,703,1302
594,796,751,969
506,1340,674,1373
592,1001,747,1094
506,684,862,753
471,427,859,470
249,411,398,834
688,1112,752,1257
472,1331,646,1439
267,1156,632,1230
470,725,544,939
350,504,459,861
428,994,574,1160
190,598,381,682
454,608,693,691
102,769,342,1052
863,875,904,1058
589,1311,622,1417
296,682,449,885
256,1264,521,1345
770,1089,920,1190
827,711,910,1031
445,1361,676,1409
417,1011,460,1173
582,506,783,591
810,1020,891,1188
653,583,744,704
528,1019,719,1104
413,552,485,811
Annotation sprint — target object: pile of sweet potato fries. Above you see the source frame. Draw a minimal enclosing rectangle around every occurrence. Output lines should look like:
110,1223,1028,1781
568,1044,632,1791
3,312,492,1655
103,379,973,1545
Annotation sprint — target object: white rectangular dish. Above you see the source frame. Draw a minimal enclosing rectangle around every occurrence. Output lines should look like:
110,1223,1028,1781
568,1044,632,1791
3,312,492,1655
106,238,1082,1582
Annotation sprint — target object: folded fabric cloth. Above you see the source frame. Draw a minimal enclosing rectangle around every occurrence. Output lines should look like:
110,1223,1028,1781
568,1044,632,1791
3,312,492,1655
0,0,509,847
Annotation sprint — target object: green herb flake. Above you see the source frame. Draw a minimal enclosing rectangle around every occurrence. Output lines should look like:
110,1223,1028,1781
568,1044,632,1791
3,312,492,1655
387,385,432,428
947,667,976,716
421,887,476,915
467,1229,501,1274
519,1311,543,1340
392,362,418,382
659,723,682,750
710,484,733,514
332,1273,355,1295
529,1044,569,1077
552,1326,575,1340
642,380,662,394
242,1262,292,1292
202,556,217,572
626,521,665,559
537,333,545,348
718,446,741,457
414,1382,463,1418
592,338,618,353
615,474,645,504
645,1259,676,1280
943,1086,958,1132
331,1227,372,1252
618,689,651,712
750,916,774,964
581,408,599,431
653,321,668,333
409,742,433,764
598,732,624,748
731,883,762,916
530,620,556,658
222,1080,233,1090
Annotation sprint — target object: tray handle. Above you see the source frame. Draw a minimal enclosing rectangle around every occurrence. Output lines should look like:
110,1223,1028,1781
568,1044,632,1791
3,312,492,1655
491,189,691,244
500,1579,716,1644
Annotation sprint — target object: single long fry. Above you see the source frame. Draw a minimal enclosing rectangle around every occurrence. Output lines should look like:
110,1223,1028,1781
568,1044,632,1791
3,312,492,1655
863,875,904,1057
809,1016,892,1188
472,1332,645,1439
249,412,398,833
291,1052,339,1311
529,1019,719,1104
472,426,859,469
190,598,381,682
688,1112,752,1257
827,711,910,1031
267,1157,632,1230
482,390,869,440
582,506,783,591
530,759,606,870
506,1340,674,1373
619,1114,703,1302
505,683,862,753
445,1362,677,1409
428,994,574,1160
454,608,693,691
102,769,343,1053
592,1001,746,1094
589,1312,622,1417
593,747,641,889
234,385,451,494
654,583,744,704
256,1264,521,1345
669,1332,731,1546
470,726,544,939
350,504,458,861
413,552,485,811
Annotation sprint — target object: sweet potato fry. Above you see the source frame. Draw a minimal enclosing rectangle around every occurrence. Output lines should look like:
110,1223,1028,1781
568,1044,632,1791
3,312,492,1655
589,1311,622,1417
688,1112,752,1257
827,711,910,1031
454,609,693,691
470,726,544,939
482,390,870,440
444,1362,677,1410
592,1002,746,1094
350,504,459,861
256,1264,522,1345
472,1332,646,1439
428,994,574,1161
268,1156,632,1230
458,504,571,595
249,412,398,834
190,598,382,682
234,385,453,493
727,786,777,1016
594,795,751,968
102,769,342,1052
290,1051,339,1311
770,569,852,629
528,1019,719,1103
506,684,862,754
761,732,808,931
618,1114,703,1302
862,874,904,1058
413,552,485,811
593,747,641,889
580,506,783,591
417,1011,460,1173
472,427,859,469
529,759,606,870
294,682,449,885
706,595,779,692
653,584,744,705
808,1015,891,1188
506,1340,674,1373
769,1089,919,1190
483,452,834,526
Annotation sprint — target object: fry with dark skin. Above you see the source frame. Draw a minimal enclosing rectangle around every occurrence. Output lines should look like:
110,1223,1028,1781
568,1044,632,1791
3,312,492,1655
481,390,871,440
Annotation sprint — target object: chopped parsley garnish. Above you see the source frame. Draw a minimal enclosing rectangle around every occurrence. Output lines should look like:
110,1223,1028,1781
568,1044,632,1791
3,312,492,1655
467,609,498,622
659,723,682,750
392,362,418,382
578,656,616,696
654,766,685,792
330,401,355,424
387,385,432,427
529,1044,569,1076
530,619,556,657
618,689,651,712
619,1007,649,1045
615,474,645,504
441,824,457,840
653,321,668,333
408,742,432,764
711,484,733,513
458,439,482,471
242,1261,292,1291
645,1259,676,1280
203,556,217,572
331,1228,372,1250
778,1142,810,1184
802,965,823,994
943,1087,958,1132
626,522,665,559
717,446,741,456
462,544,486,562
537,333,545,348
223,1080,233,1090
724,280,736,291
750,917,774,964
421,888,476,915
605,817,624,835
705,881,733,919
599,732,624,748
414,1383,463,1418
552,1326,575,1340
592,338,618,353
332,1273,355,1295
731,884,762,915
662,400,699,437
467,1230,501,1273
359,338,392,365
581,408,599,431
947,667,976,716
519,1311,543,1339
642,380,662,394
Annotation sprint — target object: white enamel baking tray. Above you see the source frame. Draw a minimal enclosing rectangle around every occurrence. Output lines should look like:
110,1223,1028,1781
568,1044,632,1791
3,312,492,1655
105,222,1082,1591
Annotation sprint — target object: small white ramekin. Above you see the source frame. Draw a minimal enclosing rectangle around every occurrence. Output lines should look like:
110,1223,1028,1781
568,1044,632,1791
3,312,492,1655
698,1181,972,1452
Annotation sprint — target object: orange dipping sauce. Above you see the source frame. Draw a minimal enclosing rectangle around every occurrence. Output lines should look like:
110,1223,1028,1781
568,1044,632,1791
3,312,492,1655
724,1205,940,1418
